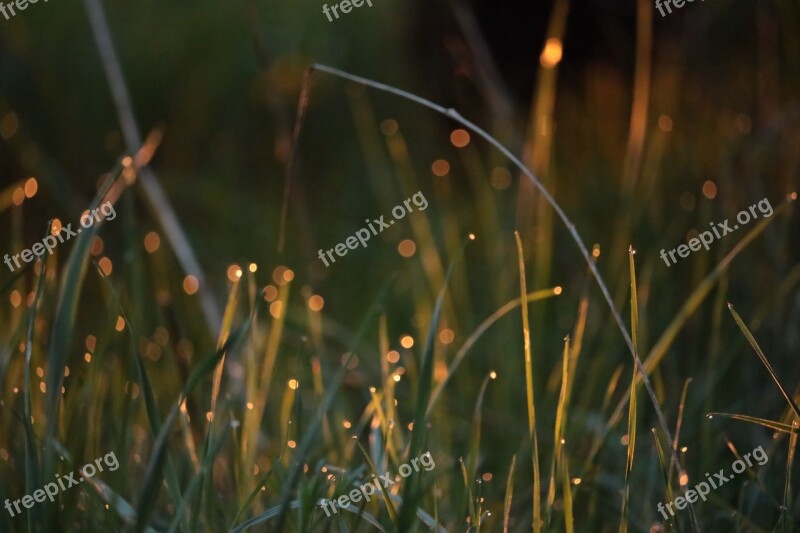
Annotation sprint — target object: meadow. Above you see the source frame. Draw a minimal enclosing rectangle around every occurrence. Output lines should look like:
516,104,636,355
0,0,799,531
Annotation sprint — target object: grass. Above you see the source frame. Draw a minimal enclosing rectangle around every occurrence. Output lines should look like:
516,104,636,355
1,1,800,531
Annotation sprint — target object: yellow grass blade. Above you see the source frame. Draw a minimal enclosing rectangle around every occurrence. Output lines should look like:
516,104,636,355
514,231,541,532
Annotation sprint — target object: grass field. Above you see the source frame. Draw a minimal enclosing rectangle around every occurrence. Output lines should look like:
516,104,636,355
1,0,800,531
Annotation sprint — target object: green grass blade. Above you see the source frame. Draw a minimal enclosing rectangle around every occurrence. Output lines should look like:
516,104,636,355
514,231,541,533
728,303,800,420
706,413,799,434
620,247,640,533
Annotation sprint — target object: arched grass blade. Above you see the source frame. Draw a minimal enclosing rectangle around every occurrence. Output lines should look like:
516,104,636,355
706,413,799,434
426,286,561,417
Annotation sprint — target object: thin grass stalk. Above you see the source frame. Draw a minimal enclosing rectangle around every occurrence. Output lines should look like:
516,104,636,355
427,287,560,417
728,303,800,419
547,336,570,524
620,247,640,533
514,231,541,532
504,455,517,533
782,421,798,532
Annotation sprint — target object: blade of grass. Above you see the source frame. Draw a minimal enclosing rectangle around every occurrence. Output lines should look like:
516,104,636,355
398,240,470,531
652,429,680,533
780,421,798,532
427,287,561,417
134,308,259,532
92,259,187,531
515,231,541,533
23,250,47,533
728,303,800,420
561,452,573,533
706,413,799,434
620,247,640,533
547,336,570,524
272,274,398,531
504,455,516,533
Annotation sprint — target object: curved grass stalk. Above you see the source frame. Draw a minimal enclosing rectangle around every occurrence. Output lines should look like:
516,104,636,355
303,63,699,529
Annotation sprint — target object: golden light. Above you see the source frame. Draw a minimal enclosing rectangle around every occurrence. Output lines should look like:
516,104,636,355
283,269,295,282
308,295,324,311
39,382,46,394
490,167,512,190
227,264,242,282
393,374,401,382
64,366,69,377
36,367,43,378
554,286,563,295
84,353,92,363
679,473,689,486
540,38,563,69
288,379,299,390
400,335,414,348
287,440,297,449
468,233,476,241
50,219,63,236
343,420,352,429
387,350,400,363
341,352,359,369
91,236,104,256
12,188,24,206
439,328,455,344
450,129,470,148
620,435,630,446
431,159,450,176
122,156,133,168
206,412,213,422
398,239,416,258
572,478,582,485
144,232,160,253
246,402,254,410
86,335,97,352
482,473,493,482
269,301,283,318
10,290,21,308
183,275,199,295
434,360,448,382
380,119,398,135
702,180,717,199
263,285,278,302
658,115,673,132
24,178,38,198
155,327,169,346
98,257,113,276
490,371,497,379
0,111,19,139
115,316,125,332
249,263,258,273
